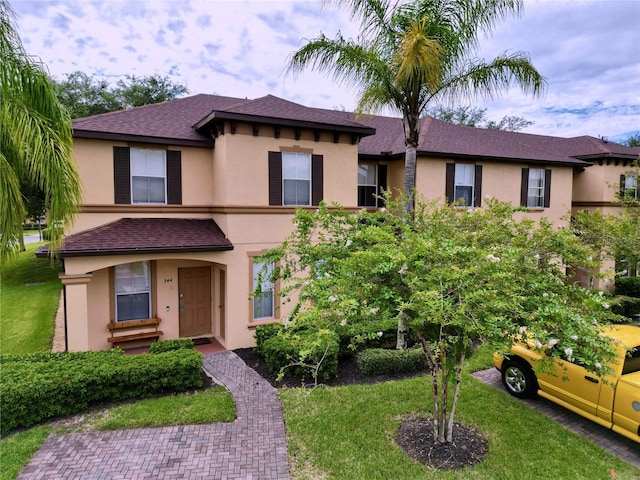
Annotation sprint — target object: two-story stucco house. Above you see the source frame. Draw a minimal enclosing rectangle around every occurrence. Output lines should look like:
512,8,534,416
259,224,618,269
39,93,638,352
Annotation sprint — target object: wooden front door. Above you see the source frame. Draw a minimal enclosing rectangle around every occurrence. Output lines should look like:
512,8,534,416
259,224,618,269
178,267,212,337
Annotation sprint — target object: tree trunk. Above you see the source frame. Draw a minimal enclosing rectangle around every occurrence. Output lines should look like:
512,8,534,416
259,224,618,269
396,312,409,350
445,352,466,443
403,143,417,216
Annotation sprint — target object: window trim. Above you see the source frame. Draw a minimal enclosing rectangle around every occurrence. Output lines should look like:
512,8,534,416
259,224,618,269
620,174,638,200
111,261,155,323
268,151,323,206
446,163,482,207
282,151,312,206
521,168,552,209
113,147,182,205
130,148,167,204
248,251,280,324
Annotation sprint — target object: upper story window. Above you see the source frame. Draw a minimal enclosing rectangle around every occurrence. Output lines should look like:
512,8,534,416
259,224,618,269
131,148,166,204
282,152,311,206
521,168,551,208
454,164,475,207
527,168,545,207
621,174,638,200
268,151,323,206
113,146,182,205
115,261,151,322
446,163,482,207
358,163,388,208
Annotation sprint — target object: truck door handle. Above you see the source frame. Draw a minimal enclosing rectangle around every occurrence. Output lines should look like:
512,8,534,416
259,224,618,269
584,376,599,384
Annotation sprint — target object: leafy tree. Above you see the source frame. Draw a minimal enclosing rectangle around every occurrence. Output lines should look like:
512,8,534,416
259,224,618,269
427,105,533,131
0,1,81,266
112,74,188,109
288,0,545,348
623,132,640,148
258,198,619,444
53,71,119,118
53,71,188,119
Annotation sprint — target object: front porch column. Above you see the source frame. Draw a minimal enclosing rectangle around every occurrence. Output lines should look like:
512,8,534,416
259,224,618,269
59,273,93,351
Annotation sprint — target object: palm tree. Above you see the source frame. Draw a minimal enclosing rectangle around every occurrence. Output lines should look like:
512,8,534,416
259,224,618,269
288,0,546,349
0,1,81,266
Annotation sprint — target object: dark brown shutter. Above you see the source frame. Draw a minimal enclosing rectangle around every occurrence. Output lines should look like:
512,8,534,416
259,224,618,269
166,150,182,205
113,146,131,204
620,174,626,197
473,165,483,207
445,163,455,204
377,164,387,207
543,169,552,208
268,151,282,205
520,168,529,207
311,154,324,206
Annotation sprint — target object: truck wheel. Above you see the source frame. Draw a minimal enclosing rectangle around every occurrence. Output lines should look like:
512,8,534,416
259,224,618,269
501,360,537,399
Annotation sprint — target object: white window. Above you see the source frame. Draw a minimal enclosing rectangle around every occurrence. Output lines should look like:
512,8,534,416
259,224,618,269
454,164,474,207
115,261,151,322
623,174,638,199
358,164,378,207
253,260,274,319
131,148,166,204
282,152,311,206
527,168,545,207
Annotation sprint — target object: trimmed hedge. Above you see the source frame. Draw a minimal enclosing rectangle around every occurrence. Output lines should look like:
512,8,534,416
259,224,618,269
0,349,203,434
254,323,284,356
148,338,195,353
356,347,427,376
616,277,640,298
262,329,339,381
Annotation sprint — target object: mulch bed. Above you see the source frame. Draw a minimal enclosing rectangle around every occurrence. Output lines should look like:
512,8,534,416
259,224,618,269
232,347,489,470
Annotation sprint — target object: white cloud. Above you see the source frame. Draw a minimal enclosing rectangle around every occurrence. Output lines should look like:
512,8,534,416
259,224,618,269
10,0,640,139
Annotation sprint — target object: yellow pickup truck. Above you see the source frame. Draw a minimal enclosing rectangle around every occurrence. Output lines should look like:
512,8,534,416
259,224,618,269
493,324,640,443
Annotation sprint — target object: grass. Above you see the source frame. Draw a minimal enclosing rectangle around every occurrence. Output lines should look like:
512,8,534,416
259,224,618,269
281,371,640,479
0,426,52,480
0,243,62,354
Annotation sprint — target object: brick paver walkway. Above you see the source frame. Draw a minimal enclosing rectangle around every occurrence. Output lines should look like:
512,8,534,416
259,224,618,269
474,368,639,468
17,351,290,479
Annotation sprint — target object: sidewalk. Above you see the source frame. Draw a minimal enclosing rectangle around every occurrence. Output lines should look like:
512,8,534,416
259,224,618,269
17,351,290,480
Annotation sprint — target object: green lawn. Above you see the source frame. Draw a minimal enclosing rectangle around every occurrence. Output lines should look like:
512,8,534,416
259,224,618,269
0,243,61,354
1,247,638,480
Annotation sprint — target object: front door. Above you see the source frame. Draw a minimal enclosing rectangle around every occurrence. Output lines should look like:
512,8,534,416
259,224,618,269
178,266,212,337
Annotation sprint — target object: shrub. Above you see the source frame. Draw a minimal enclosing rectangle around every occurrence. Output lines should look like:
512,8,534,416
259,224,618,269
254,323,284,355
148,338,194,353
611,295,640,320
616,277,640,298
261,329,339,382
41,226,63,241
356,347,427,376
334,317,419,356
0,349,203,434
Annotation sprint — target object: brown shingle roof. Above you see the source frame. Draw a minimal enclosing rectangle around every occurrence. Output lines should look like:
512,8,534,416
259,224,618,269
36,218,233,258
72,93,637,165
195,95,375,135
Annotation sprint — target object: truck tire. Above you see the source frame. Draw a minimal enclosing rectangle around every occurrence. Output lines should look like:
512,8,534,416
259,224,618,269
501,360,537,399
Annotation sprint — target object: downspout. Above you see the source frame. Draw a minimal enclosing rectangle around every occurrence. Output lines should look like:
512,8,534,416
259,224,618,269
61,258,68,352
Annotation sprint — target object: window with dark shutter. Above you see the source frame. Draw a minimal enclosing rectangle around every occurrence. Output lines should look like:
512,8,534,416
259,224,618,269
377,164,387,207
268,151,283,206
311,155,323,206
520,168,529,207
114,146,131,204
166,150,182,205
445,163,455,204
543,169,552,208
473,165,483,207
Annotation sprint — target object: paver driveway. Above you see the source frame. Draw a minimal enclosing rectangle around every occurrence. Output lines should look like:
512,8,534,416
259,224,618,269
17,351,290,480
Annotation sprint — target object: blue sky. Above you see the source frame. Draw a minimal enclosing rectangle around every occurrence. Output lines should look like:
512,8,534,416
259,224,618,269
11,0,640,141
